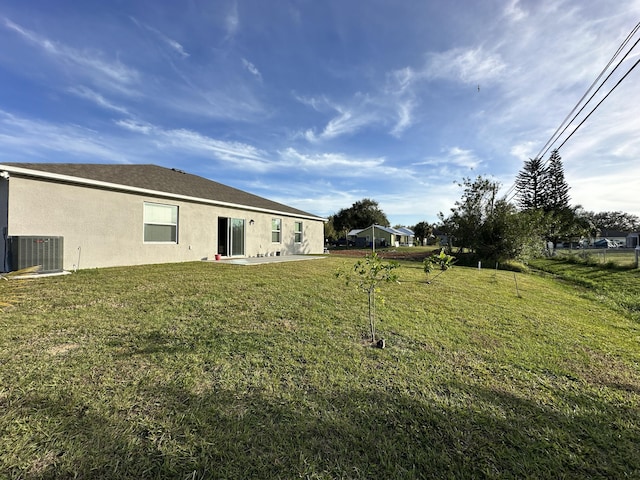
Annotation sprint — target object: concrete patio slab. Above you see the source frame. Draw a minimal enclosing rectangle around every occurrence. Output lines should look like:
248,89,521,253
206,255,328,265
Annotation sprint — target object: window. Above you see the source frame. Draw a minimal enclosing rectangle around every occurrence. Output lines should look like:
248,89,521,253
144,202,178,243
294,221,303,243
271,218,281,243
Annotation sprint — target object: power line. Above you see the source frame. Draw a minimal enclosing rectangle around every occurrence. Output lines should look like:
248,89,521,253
537,30,640,161
555,54,640,152
534,21,640,162
505,20,640,205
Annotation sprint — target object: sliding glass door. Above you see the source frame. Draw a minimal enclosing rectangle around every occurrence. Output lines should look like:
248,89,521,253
230,218,245,256
218,217,245,256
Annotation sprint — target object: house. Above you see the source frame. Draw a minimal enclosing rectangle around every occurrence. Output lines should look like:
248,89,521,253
0,163,325,272
431,228,449,247
348,225,414,248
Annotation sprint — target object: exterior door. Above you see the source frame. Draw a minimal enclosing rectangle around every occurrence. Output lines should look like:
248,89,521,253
218,217,245,256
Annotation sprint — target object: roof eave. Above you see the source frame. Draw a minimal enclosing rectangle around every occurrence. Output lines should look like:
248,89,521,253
0,164,325,222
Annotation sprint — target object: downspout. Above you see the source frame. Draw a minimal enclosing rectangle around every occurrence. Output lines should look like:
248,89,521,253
1,171,9,272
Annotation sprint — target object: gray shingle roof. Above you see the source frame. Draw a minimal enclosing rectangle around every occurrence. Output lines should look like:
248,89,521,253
2,163,323,219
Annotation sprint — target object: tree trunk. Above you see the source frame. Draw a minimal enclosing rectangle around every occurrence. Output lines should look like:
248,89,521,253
368,288,376,342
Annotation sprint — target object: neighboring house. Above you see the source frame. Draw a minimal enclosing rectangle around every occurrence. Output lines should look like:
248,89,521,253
432,228,449,247
348,225,414,248
0,163,325,272
395,227,416,246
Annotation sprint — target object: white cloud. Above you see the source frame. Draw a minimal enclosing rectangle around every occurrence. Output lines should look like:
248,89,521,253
278,147,412,179
386,66,417,95
115,119,153,134
242,58,262,81
503,0,527,22
390,99,416,137
509,141,537,162
158,128,269,169
3,17,139,92
292,93,334,112
303,108,378,142
425,46,507,85
129,17,190,58
0,110,128,162
225,2,239,41
280,147,382,169
68,86,130,115
415,147,482,171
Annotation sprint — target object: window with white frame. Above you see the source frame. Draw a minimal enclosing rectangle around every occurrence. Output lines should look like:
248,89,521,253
272,218,281,243
294,221,303,243
144,202,178,243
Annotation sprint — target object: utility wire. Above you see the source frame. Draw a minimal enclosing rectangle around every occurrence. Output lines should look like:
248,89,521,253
504,21,640,205
556,54,640,151
538,32,640,161
534,20,640,162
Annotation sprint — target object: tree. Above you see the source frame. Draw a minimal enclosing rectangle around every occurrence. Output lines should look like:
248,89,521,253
423,249,455,283
543,149,570,211
515,157,547,210
585,211,640,232
336,252,399,344
515,150,580,253
438,176,500,254
476,199,541,261
438,176,542,262
324,216,338,244
412,221,433,246
542,206,591,252
332,198,390,234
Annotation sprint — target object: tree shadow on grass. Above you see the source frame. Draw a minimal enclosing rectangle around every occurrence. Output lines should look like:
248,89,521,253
6,373,639,479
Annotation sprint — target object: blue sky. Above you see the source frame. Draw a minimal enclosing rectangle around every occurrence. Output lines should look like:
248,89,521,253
1,1,639,226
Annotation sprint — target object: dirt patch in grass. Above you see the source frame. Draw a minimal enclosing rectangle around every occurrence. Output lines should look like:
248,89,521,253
330,248,435,262
47,343,80,356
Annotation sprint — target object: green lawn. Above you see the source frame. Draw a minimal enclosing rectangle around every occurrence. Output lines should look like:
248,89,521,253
554,247,638,268
1,257,639,479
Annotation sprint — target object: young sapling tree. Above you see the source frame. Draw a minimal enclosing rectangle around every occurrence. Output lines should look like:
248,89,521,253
423,249,456,284
337,252,399,345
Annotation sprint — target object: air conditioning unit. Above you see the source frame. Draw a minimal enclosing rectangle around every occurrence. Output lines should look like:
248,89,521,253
10,236,64,273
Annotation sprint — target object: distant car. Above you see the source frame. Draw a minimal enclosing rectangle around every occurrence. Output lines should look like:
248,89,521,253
593,238,617,248
334,238,355,247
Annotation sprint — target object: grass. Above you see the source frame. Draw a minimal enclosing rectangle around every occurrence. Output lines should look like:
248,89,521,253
554,247,638,268
529,255,640,323
1,257,639,479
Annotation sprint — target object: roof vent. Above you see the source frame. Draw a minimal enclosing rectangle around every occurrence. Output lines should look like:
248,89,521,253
171,168,186,174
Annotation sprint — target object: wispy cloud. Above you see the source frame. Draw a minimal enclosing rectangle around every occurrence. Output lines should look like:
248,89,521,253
413,147,483,180
225,2,239,41
279,147,412,179
425,46,506,85
129,17,190,58
503,0,527,22
299,94,385,142
280,147,383,169
3,17,139,89
242,58,262,81
115,119,153,134
0,108,269,169
68,86,130,115
0,109,128,162
157,129,269,169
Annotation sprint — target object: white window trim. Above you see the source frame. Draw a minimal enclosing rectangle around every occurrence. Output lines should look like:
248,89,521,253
294,221,303,244
272,218,281,243
144,202,178,243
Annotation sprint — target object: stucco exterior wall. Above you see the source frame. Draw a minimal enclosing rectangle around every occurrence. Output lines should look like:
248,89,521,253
5,175,324,270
